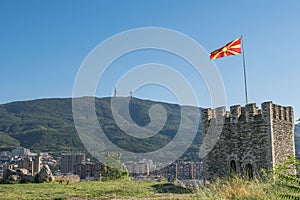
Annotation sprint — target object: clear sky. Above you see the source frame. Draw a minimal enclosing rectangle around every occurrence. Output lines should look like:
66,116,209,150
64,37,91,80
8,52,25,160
1,0,300,118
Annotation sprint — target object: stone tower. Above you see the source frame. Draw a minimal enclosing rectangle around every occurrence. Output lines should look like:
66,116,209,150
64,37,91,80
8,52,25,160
201,102,295,180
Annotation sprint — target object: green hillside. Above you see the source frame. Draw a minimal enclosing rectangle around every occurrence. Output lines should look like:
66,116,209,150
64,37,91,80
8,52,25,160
0,97,202,160
0,98,82,152
0,132,20,149
0,97,299,161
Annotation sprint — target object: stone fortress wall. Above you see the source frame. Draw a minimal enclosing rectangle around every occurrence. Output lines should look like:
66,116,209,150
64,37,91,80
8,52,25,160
201,102,295,180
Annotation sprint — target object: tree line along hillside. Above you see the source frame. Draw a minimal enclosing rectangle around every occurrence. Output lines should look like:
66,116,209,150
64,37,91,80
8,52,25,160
0,97,202,161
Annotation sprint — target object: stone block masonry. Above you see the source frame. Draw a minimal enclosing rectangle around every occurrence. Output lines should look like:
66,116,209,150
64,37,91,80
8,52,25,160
201,102,295,180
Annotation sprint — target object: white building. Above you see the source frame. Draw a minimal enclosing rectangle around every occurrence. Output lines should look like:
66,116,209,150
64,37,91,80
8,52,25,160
125,159,156,176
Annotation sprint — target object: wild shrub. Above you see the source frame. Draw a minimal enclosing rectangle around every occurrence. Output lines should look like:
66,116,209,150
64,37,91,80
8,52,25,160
274,156,300,200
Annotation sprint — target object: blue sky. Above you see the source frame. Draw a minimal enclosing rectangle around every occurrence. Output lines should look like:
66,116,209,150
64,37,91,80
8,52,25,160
1,0,300,118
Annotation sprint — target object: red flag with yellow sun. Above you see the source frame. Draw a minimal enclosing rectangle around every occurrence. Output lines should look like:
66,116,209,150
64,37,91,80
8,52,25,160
210,38,241,60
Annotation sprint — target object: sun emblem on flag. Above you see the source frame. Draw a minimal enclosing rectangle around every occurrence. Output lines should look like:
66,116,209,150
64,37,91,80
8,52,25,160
210,38,241,60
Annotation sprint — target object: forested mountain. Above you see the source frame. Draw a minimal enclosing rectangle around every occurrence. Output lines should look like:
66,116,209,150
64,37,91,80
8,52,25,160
0,97,299,160
0,97,201,161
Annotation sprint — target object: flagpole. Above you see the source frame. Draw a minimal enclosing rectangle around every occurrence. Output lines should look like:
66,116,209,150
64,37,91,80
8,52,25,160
241,35,248,105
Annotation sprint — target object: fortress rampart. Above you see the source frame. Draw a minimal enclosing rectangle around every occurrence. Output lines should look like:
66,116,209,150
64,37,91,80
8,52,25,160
201,102,295,180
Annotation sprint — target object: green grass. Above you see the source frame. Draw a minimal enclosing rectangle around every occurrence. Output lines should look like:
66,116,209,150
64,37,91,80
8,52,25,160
0,180,193,199
0,177,281,200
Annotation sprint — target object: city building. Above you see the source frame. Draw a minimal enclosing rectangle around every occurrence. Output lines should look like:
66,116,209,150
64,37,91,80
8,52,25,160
125,159,156,176
0,165,4,178
60,153,85,173
11,147,31,157
160,162,202,181
177,162,194,180
0,151,12,162
160,163,177,181
73,162,106,179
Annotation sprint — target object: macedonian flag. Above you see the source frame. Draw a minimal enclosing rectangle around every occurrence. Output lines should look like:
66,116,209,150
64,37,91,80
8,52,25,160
210,38,241,60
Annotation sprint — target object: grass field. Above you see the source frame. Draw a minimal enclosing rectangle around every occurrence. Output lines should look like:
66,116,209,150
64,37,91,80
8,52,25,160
0,180,194,200
0,177,280,200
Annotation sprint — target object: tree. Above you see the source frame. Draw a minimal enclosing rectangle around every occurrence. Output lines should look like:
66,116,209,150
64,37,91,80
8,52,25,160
102,152,128,180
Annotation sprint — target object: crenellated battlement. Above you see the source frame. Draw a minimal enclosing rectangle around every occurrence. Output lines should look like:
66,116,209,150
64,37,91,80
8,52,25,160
271,103,293,121
201,101,293,124
202,101,295,180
